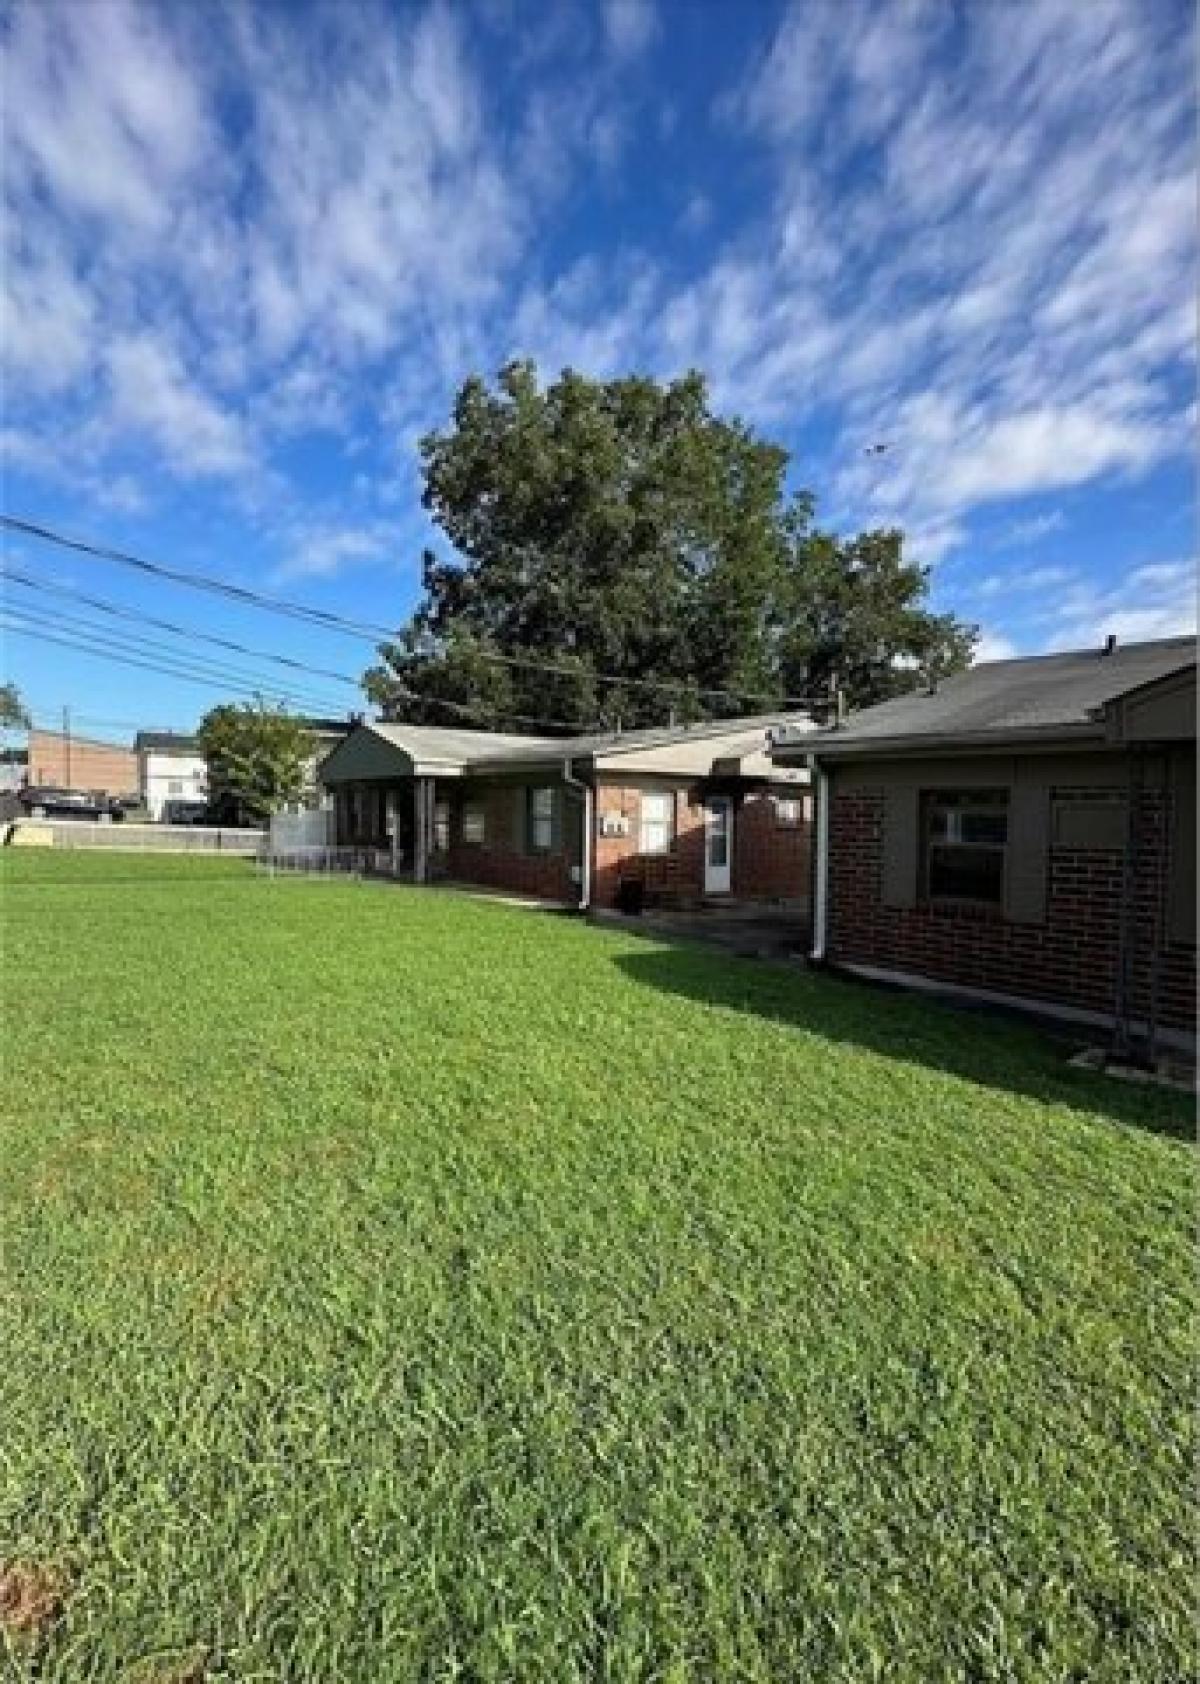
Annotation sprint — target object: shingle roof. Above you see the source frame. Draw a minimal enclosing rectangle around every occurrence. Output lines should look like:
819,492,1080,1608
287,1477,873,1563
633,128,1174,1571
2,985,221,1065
135,731,202,753
773,637,1195,756
367,710,815,770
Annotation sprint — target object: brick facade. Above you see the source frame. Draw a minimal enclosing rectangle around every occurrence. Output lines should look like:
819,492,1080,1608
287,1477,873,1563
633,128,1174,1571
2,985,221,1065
330,770,813,911
592,777,810,909
827,779,1196,1033
27,728,137,795
443,780,575,902
733,789,811,901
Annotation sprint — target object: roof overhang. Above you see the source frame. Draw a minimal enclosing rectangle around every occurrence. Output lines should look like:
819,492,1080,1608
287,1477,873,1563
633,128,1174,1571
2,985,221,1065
773,721,1108,763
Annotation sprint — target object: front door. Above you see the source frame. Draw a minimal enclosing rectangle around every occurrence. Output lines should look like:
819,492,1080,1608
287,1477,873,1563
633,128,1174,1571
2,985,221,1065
704,796,732,894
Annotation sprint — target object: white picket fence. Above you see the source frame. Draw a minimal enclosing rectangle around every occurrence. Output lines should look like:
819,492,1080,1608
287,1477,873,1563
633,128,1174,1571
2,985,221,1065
6,818,266,854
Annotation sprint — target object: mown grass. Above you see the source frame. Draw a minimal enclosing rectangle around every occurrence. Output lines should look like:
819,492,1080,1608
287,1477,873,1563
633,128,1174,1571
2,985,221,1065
0,851,1193,1682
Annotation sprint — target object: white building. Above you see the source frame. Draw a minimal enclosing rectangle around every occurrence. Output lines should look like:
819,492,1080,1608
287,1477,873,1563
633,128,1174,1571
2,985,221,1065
135,731,208,820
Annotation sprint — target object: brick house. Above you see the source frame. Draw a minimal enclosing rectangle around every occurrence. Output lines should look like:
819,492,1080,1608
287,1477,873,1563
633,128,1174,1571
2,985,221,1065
26,727,137,797
316,714,815,911
770,636,1196,1051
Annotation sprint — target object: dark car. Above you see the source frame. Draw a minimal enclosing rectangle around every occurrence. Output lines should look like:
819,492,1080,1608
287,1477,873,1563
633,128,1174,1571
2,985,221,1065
19,786,126,822
161,799,209,826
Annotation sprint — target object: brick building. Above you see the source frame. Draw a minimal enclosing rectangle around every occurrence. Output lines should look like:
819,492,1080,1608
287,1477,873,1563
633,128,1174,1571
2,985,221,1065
26,727,137,796
317,715,815,911
771,637,1196,1050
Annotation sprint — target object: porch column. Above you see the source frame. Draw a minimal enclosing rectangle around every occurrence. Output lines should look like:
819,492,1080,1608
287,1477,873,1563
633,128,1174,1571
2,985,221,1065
388,789,400,875
414,776,432,884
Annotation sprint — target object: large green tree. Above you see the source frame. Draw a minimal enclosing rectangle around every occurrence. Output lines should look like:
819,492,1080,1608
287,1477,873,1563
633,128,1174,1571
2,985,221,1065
197,703,314,827
365,363,975,729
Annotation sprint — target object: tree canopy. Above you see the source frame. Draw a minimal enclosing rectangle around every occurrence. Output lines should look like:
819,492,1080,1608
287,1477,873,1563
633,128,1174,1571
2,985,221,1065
197,702,314,827
0,682,30,731
365,363,975,731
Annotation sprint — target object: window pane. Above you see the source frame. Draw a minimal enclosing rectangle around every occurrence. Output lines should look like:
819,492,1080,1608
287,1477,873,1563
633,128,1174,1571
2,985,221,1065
529,787,555,852
434,800,450,852
463,804,485,844
961,810,1007,846
775,796,802,827
928,844,1004,903
640,792,673,854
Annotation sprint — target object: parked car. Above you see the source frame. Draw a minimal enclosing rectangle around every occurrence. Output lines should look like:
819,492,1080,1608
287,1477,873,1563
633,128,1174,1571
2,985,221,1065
161,799,210,826
19,786,126,822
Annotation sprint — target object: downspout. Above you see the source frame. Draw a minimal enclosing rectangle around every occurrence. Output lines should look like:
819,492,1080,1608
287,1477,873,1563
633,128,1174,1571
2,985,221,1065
562,757,593,911
1111,750,1145,1062
809,755,830,963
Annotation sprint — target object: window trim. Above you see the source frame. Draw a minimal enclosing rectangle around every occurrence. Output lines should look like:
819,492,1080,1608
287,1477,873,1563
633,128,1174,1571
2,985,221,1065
921,788,1009,910
462,800,486,846
773,793,806,829
639,789,674,856
528,785,556,853
433,797,451,854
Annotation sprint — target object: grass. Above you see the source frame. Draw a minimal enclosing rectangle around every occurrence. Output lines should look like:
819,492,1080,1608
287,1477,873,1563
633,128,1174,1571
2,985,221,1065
0,851,1193,1683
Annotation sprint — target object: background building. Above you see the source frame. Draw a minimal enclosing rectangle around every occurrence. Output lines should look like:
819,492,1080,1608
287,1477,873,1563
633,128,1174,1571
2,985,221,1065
27,727,137,796
135,731,208,820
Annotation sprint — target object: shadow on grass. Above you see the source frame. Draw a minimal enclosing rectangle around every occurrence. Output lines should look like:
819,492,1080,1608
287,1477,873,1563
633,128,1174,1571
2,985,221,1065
614,941,1195,1145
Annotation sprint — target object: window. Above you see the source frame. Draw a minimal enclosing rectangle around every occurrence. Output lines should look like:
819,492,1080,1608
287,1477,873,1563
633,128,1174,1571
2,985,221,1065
433,799,450,853
640,790,674,854
529,786,555,852
774,794,806,828
167,780,184,796
462,802,486,845
923,790,1008,906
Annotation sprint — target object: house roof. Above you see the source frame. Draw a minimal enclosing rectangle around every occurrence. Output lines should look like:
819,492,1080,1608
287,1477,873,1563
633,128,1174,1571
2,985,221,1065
771,636,1196,759
321,710,817,783
134,731,202,753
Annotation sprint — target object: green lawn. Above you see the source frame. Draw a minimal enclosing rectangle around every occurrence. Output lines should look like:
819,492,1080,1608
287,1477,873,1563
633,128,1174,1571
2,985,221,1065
1,852,1193,1683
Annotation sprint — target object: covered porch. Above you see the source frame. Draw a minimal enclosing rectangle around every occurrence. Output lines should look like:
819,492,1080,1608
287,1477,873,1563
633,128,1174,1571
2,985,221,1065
318,725,467,882
329,777,444,881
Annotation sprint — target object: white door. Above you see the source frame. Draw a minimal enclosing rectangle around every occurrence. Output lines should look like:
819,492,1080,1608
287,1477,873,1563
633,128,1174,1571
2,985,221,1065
704,796,732,893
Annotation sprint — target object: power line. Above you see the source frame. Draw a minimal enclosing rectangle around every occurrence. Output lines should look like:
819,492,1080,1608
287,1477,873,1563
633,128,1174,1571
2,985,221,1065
2,618,348,713
2,567,593,733
3,603,350,716
2,613,597,735
2,566,362,689
2,511,810,711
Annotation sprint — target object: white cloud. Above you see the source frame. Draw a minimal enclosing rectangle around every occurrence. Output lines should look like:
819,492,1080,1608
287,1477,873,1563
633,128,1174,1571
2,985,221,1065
604,0,658,59
974,631,1019,663
269,518,402,583
932,406,1169,510
0,0,1192,593
105,333,254,478
1045,560,1196,650
968,564,1076,602
999,510,1067,547
3,0,214,233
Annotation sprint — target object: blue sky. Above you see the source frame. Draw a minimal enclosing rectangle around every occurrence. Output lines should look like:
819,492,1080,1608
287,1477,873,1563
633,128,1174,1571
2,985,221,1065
1,0,1194,740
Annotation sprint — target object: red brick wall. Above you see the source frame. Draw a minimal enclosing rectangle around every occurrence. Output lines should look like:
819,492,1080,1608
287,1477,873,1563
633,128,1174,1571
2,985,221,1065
827,781,1196,1032
733,790,811,901
28,729,137,795
444,781,574,902
592,779,811,908
593,781,704,908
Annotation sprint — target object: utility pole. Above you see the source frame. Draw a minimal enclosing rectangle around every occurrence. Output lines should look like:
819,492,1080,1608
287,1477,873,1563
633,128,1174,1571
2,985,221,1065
63,704,72,787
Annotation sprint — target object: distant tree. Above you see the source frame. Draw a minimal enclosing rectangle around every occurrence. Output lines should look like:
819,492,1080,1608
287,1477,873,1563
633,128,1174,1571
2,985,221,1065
197,702,313,826
364,362,976,728
0,682,30,731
